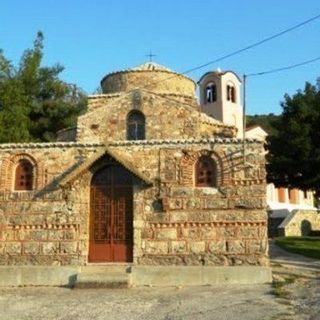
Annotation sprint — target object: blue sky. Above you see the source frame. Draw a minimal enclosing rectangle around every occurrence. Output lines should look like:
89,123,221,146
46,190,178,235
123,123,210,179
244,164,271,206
1,0,320,115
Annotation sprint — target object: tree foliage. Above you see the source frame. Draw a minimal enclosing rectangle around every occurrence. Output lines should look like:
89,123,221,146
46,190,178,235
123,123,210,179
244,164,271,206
246,113,280,137
267,81,320,197
0,32,86,142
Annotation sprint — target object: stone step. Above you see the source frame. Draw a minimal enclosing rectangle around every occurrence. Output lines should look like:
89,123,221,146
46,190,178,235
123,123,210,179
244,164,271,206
79,265,132,274
74,265,131,289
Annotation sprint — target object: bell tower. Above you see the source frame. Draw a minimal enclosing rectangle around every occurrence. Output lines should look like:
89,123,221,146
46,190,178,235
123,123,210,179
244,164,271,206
198,70,243,138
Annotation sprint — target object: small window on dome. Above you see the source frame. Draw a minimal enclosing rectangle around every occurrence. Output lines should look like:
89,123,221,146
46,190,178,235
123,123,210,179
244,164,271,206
205,82,216,103
195,156,217,187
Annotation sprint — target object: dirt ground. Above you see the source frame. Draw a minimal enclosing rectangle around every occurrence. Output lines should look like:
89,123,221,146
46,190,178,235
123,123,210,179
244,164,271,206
0,243,319,320
272,265,320,320
0,284,289,320
0,269,319,320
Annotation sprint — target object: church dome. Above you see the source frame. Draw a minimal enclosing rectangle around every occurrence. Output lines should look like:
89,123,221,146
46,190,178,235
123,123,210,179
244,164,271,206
100,62,196,97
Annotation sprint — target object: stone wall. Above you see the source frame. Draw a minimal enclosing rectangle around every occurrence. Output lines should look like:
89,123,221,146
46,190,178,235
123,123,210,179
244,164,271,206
123,141,268,267
0,143,99,192
0,190,82,265
77,90,235,143
278,210,320,236
101,68,196,98
0,139,268,267
0,143,101,265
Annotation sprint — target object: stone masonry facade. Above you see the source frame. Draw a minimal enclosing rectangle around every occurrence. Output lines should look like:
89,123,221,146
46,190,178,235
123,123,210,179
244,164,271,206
0,62,269,268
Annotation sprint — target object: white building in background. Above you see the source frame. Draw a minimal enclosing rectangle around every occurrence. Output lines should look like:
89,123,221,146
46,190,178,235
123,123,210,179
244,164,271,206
245,125,316,217
245,125,268,142
267,184,316,217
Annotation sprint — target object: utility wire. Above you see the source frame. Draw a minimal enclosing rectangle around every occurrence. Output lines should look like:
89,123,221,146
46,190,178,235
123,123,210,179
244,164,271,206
92,14,320,116
143,12,320,90
242,54,320,159
95,55,320,126
181,13,320,76
246,55,320,77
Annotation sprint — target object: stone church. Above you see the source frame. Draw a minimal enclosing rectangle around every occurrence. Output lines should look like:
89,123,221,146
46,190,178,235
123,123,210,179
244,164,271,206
0,62,271,286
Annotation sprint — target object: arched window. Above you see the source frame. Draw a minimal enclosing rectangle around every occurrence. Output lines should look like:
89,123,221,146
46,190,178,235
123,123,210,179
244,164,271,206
127,111,145,140
15,159,34,191
226,84,236,103
205,82,216,103
195,156,217,187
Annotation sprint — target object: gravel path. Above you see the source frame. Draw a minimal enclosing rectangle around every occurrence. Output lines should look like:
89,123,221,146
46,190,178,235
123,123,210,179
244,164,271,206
269,240,320,320
269,240,320,271
0,285,288,320
290,274,320,320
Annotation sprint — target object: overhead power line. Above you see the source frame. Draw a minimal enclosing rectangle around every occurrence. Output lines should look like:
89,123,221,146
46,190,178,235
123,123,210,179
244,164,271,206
246,55,320,77
242,54,320,158
180,12,320,76
142,12,320,91
94,13,320,113
100,55,320,126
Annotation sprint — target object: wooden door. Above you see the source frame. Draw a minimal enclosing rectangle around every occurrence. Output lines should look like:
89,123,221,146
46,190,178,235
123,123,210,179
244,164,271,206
89,165,133,263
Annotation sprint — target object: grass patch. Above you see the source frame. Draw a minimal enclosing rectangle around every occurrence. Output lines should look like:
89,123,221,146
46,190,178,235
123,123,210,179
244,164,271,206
271,275,296,299
275,236,320,260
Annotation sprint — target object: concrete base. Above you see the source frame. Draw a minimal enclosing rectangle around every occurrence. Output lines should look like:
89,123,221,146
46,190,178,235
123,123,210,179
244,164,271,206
0,265,272,287
0,266,79,287
131,266,272,286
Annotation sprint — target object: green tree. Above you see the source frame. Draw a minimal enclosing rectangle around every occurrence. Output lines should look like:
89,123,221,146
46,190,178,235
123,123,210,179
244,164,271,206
267,80,320,198
0,32,86,142
246,113,280,137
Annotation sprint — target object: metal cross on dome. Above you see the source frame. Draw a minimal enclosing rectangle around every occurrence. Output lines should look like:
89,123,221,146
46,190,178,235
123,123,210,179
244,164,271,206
146,51,156,62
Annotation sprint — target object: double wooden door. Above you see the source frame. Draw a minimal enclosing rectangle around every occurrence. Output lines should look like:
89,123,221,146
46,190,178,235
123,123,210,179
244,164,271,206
89,165,133,262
